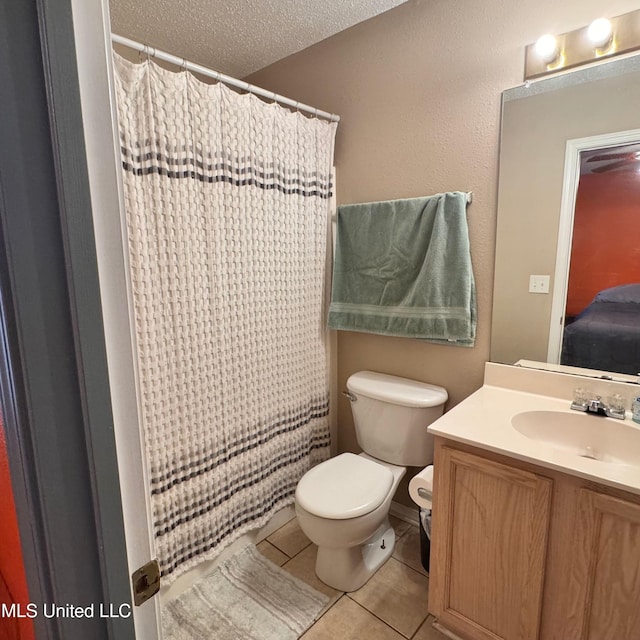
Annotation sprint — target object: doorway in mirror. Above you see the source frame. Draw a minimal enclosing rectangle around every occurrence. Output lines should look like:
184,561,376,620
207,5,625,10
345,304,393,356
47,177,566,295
549,133,640,375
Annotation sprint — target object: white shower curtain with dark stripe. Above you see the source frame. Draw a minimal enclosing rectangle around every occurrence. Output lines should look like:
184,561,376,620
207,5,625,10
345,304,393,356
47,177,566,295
113,53,336,583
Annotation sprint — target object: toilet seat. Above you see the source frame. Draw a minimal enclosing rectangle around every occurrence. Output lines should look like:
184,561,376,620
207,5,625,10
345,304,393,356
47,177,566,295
295,453,393,520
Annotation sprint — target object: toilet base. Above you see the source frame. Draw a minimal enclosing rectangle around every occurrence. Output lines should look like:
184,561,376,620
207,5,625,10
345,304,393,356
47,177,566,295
315,520,396,592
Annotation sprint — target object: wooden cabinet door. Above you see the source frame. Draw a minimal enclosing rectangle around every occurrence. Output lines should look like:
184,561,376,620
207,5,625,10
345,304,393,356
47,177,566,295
563,489,640,640
429,447,552,640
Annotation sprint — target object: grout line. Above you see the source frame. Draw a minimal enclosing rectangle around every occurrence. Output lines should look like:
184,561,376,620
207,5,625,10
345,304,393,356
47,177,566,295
257,540,290,566
408,615,436,640
267,537,312,559
391,553,429,578
264,518,313,559
301,593,346,637
312,591,345,625
345,558,430,637
389,525,430,577
387,549,430,580
344,593,416,640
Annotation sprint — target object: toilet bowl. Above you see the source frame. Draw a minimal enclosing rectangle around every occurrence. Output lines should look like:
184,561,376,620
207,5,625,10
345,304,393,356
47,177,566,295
296,452,405,592
295,371,447,592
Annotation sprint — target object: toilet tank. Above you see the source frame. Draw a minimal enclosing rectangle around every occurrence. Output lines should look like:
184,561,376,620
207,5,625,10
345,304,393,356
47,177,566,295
346,371,448,467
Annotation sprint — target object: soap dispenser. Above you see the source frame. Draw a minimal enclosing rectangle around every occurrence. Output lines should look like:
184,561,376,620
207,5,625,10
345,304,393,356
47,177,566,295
633,395,640,424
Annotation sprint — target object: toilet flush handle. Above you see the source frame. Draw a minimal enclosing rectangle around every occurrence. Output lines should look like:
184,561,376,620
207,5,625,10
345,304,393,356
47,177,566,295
342,390,357,402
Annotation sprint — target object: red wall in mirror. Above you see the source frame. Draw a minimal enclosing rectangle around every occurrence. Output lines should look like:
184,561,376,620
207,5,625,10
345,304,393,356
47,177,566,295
566,169,640,317
0,416,34,640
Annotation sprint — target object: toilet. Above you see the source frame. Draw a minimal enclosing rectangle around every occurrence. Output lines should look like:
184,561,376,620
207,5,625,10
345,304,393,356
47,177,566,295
295,370,447,592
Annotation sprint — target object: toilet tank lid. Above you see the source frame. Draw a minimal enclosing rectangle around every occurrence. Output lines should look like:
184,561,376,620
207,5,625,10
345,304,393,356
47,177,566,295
346,371,448,408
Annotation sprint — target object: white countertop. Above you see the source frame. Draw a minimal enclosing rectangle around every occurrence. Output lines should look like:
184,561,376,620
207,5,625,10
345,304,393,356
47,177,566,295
428,382,640,496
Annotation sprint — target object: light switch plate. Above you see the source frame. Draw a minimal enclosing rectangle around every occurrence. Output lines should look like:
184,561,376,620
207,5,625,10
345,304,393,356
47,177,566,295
529,275,550,294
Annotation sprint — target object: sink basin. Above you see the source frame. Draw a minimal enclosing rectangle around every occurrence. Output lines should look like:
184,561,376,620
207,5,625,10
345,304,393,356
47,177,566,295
511,410,640,465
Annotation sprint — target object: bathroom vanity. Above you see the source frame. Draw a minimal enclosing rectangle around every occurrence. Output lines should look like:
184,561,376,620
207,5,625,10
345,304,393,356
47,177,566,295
427,363,640,640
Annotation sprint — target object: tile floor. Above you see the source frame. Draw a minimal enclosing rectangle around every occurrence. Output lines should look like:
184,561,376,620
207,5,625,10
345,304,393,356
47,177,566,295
256,515,449,640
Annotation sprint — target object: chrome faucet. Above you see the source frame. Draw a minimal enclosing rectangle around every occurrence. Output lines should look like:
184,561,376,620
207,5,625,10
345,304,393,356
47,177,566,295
571,392,625,420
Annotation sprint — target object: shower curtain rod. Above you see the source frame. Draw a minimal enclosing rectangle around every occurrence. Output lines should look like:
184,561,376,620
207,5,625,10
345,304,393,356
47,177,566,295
111,34,340,123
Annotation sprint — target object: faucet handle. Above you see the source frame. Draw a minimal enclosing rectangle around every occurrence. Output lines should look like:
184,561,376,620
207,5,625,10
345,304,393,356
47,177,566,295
605,393,626,420
608,393,625,412
571,387,588,411
574,387,587,402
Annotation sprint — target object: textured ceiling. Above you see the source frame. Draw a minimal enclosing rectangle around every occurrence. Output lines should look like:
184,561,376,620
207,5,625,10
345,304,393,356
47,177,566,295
109,0,408,78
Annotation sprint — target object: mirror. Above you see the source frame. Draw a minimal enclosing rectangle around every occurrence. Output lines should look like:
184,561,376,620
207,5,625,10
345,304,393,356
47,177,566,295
491,56,640,378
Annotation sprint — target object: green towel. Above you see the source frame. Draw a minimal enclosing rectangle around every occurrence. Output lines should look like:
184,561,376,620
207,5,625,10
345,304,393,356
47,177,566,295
327,192,476,346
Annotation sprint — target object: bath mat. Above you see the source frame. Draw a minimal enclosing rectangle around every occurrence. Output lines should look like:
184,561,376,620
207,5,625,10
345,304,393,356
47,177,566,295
162,545,329,640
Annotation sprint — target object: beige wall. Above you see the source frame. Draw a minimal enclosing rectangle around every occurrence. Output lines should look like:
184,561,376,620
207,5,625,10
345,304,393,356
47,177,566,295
247,0,640,505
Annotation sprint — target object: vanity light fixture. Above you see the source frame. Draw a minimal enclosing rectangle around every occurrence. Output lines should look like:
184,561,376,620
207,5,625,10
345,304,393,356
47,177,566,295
534,34,560,64
524,8,640,80
587,18,613,50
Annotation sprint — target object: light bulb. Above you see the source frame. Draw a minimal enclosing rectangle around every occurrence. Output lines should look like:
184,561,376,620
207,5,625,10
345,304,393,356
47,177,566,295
535,34,559,63
587,18,612,48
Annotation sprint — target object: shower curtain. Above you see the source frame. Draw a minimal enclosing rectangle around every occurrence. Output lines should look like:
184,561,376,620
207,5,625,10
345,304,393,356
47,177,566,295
113,53,337,582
